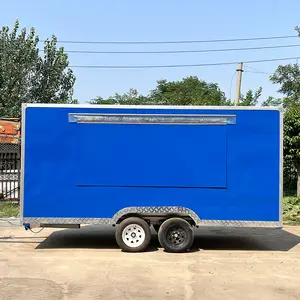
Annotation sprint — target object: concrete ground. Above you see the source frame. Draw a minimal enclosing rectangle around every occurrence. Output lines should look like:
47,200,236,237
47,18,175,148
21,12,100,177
0,225,299,300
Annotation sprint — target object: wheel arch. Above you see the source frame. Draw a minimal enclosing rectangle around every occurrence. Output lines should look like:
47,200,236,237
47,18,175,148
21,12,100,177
112,206,200,226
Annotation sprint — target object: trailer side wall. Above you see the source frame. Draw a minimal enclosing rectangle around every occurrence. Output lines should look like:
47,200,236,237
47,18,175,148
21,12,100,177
22,106,281,224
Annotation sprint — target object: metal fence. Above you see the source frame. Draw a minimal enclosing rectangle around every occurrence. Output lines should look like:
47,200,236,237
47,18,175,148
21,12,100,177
0,143,20,203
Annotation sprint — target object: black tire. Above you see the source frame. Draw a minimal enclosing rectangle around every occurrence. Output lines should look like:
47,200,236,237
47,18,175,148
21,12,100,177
158,218,194,253
115,217,151,252
153,224,160,233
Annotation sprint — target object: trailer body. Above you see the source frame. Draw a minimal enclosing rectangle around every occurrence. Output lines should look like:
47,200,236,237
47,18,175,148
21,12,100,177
21,104,282,228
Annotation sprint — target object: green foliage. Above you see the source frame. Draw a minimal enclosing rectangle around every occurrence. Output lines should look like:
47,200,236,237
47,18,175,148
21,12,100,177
283,103,300,197
0,203,19,218
90,77,265,107
283,197,300,225
270,56,300,196
238,87,262,106
283,158,297,194
89,89,150,105
284,104,300,167
69,98,79,104
89,96,112,105
90,77,231,106
261,96,283,107
0,20,76,117
270,63,300,106
283,104,300,196
149,76,230,106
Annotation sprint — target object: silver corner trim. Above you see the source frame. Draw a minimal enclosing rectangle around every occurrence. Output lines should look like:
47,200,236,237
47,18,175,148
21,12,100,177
20,104,27,223
279,108,283,227
277,106,284,113
197,220,281,228
111,206,201,224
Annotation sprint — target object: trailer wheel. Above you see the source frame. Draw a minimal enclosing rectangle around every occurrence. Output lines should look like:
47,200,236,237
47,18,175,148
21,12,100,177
115,217,151,252
158,218,194,253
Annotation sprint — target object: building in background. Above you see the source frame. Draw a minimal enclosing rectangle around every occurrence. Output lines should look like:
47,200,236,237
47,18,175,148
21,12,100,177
0,118,21,202
0,118,21,144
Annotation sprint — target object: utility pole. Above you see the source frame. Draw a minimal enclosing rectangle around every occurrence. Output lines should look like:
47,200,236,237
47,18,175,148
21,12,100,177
235,62,244,105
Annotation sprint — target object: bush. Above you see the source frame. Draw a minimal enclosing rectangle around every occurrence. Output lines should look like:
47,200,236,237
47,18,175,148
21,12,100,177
283,197,300,225
0,203,19,218
283,159,297,194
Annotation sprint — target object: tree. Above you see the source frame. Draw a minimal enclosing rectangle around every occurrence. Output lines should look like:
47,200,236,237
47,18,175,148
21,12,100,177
238,87,262,106
149,76,230,106
0,20,76,117
89,76,262,107
89,89,149,105
270,64,300,107
283,104,300,196
90,77,231,106
261,96,283,107
267,26,300,195
270,57,300,195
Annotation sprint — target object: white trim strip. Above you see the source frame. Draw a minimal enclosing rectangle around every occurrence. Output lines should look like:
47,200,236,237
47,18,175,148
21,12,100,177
23,103,282,111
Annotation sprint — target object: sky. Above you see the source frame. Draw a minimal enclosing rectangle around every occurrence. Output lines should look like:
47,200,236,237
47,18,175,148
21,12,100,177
1,0,300,103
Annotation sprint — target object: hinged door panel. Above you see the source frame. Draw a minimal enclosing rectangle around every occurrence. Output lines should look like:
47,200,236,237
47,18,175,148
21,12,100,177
74,115,228,188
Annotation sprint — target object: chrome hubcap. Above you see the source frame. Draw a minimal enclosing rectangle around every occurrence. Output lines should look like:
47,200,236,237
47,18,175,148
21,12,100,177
122,224,146,248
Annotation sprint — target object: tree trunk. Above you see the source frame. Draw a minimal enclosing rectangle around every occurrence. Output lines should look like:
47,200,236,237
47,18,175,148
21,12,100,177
297,164,300,197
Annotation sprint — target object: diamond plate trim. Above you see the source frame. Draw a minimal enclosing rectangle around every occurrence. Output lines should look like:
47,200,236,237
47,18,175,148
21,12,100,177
23,217,112,225
23,208,281,228
23,207,201,226
198,220,281,228
112,206,201,224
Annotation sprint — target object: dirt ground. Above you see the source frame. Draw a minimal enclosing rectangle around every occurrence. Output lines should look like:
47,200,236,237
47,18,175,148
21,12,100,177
0,225,299,300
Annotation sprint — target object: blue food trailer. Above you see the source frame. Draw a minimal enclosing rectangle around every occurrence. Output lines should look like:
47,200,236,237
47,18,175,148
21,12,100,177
21,104,282,252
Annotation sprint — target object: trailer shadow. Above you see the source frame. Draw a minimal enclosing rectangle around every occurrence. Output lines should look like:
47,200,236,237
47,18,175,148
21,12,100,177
192,227,300,251
35,226,300,252
36,225,158,252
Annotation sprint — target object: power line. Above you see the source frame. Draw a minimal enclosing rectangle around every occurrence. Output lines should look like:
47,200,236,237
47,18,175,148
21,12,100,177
69,56,300,69
244,70,273,75
41,35,298,45
244,65,273,75
50,43,300,55
244,65,264,72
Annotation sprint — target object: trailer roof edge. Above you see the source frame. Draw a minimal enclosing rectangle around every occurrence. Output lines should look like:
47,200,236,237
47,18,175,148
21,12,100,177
22,103,282,111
